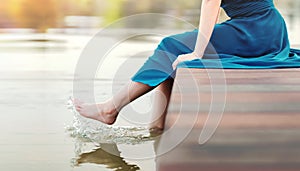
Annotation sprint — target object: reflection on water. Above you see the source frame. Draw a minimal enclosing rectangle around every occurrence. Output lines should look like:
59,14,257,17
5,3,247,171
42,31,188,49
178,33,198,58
75,143,140,171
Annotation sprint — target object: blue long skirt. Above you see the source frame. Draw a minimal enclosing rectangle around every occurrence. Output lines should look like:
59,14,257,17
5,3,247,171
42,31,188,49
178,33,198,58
132,3,300,87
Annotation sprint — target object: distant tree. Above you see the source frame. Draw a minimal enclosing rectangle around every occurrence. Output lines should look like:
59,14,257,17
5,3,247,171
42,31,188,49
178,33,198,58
0,0,12,27
16,0,59,32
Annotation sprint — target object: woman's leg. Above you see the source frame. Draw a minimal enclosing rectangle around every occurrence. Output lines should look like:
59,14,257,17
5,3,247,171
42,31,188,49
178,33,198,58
74,30,198,125
149,79,173,131
74,81,154,125
74,79,173,128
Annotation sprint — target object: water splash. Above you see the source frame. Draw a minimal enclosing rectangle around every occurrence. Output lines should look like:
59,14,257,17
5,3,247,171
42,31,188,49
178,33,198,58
65,97,154,145
65,97,158,168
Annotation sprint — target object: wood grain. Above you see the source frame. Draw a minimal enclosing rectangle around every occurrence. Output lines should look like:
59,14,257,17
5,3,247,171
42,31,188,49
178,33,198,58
157,68,300,171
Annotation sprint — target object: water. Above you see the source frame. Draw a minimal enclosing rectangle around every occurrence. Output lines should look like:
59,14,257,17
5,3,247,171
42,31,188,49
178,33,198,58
0,32,162,171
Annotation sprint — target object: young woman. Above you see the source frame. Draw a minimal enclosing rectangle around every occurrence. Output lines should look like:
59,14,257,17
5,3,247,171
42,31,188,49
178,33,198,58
74,0,300,131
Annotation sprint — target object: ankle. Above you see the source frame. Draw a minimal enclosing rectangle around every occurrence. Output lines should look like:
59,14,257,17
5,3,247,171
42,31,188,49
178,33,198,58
107,98,125,113
100,101,118,115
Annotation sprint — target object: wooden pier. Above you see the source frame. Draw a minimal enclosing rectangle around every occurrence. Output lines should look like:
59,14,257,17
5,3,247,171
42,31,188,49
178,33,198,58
157,68,300,171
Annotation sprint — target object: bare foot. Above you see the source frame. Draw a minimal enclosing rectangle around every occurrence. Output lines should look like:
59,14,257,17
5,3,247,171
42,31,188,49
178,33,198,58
73,99,119,125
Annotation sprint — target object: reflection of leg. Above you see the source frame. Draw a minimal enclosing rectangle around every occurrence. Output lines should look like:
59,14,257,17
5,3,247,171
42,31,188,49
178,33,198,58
76,143,140,170
74,81,154,125
149,79,173,132
153,135,162,170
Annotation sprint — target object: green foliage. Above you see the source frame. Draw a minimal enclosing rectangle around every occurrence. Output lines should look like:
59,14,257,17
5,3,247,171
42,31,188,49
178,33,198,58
102,0,124,25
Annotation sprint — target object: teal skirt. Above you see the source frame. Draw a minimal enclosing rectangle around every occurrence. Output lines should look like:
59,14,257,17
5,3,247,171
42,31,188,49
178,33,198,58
132,2,300,87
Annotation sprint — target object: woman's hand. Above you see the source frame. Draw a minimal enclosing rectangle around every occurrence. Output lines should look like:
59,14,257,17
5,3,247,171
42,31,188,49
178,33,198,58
172,52,202,70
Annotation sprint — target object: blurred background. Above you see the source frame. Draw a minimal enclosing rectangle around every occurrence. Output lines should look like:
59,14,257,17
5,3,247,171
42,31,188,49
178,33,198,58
0,0,299,54
0,0,299,33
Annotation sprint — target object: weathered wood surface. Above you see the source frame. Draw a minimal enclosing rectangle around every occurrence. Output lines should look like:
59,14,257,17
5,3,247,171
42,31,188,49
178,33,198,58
157,68,300,171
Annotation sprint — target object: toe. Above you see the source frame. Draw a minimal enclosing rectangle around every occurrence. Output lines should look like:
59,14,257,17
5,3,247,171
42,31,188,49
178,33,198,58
75,106,82,111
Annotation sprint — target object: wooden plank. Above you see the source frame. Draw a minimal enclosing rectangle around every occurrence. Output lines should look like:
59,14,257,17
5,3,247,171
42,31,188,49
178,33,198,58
168,102,300,113
159,164,300,171
158,129,300,170
171,92,300,103
190,85,300,92
157,68,300,171
176,68,300,84
178,68,300,78
166,112,300,129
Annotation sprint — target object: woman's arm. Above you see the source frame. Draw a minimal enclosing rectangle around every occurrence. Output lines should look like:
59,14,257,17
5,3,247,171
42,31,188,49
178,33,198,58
194,0,222,56
172,0,222,69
